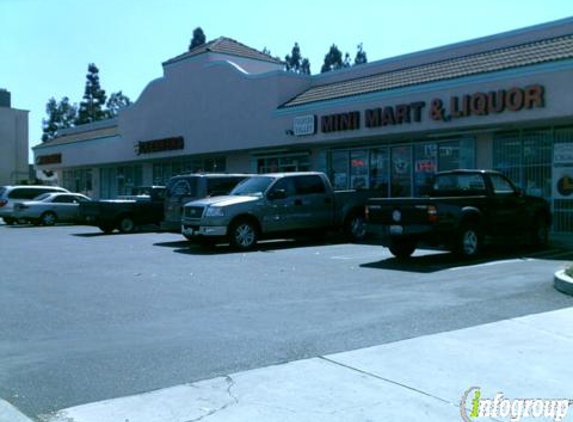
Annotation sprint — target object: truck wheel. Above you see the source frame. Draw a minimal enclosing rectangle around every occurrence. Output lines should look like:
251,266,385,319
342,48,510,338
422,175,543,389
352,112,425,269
41,212,57,226
456,223,482,258
229,219,258,250
530,218,549,249
3,217,16,225
344,211,367,242
118,216,136,234
98,224,115,234
388,239,416,259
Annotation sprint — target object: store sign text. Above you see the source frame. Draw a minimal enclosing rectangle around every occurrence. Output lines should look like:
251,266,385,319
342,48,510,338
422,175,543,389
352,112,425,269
36,153,62,165
293,115,316,136
319,84,545,133
136,136,184,155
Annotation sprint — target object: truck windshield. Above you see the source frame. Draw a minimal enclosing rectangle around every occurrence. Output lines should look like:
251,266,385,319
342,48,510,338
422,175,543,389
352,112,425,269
230,177,274,196
431,174,486,196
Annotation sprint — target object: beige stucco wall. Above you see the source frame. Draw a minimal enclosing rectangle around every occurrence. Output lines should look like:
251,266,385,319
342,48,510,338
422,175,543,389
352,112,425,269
0,107,29,185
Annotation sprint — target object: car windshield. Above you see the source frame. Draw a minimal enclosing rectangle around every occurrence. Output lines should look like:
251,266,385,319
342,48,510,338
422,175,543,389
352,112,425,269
230,177,274,196
33,193,53,201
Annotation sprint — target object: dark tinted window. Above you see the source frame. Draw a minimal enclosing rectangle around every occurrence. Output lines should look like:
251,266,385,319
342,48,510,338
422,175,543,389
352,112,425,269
52,195,75,204
294,176,326,195
206,177,246,196
9,188,42,200
231,177,274,196
431,174,486,196
166,178,198,198
268,177,296,197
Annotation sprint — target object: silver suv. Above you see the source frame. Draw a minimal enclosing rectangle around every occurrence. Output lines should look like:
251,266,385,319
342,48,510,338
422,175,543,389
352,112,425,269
0,185,69,225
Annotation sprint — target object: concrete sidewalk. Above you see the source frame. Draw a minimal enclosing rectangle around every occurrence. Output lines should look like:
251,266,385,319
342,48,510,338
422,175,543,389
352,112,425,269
34,307,573,422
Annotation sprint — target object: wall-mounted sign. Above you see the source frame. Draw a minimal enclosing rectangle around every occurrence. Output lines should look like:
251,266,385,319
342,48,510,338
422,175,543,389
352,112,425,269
135,136,184,155
36,153,62,165
316,84,545,134
293,115,316,136
554,143,573,164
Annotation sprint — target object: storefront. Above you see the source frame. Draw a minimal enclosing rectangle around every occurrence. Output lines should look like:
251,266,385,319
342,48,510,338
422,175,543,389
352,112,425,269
33,20,573,232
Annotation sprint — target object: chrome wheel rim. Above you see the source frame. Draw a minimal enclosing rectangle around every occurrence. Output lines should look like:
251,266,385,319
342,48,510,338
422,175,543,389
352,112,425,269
43,213,56,225
463,230,478,255
235,224,255,247
350,216,366,239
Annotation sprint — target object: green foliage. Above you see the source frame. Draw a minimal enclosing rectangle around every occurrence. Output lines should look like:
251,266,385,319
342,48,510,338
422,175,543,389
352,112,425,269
566,264,573,278
106,91,131,118
354,43,368,65
76,63,108,125
285,42,311,75
189,27,206,51
41,97,77,142
320,44,352,73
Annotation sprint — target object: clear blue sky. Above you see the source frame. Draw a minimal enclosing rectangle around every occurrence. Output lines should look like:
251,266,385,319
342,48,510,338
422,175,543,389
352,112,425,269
2,0,573,158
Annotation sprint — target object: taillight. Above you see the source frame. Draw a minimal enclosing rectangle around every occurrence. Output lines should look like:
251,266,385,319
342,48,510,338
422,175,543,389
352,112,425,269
0,199,6,207
428,205,438,223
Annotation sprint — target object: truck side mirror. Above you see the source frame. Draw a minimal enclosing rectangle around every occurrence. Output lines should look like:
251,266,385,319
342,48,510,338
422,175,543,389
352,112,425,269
268,189,287,200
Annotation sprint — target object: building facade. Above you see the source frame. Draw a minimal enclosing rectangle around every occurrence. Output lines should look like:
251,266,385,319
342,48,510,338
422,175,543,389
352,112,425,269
33,19,573,232
0,89,29,186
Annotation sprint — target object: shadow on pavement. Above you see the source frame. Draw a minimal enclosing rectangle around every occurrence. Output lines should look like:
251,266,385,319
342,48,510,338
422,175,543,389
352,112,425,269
361,245,573,273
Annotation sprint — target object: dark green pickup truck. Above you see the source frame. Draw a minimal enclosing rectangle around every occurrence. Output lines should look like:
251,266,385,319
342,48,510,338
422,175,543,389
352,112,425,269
79,186,166,233
365,170,552,258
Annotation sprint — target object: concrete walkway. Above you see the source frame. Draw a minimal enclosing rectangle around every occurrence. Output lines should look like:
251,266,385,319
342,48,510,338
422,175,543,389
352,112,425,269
28,307,572,422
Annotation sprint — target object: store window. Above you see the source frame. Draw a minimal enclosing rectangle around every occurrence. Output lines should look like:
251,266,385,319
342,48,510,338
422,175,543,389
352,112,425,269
62,168,93,197
391,146,412,197
414,143,437,196
100,165,142,198
369,148,389,196
350,150,368,189
256,154,310,174
331,150,349,190
152,157,227,186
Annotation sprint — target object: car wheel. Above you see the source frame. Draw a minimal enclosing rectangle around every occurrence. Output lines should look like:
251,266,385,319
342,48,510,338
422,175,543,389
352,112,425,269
98,224,115,234
118,216,136,234
41,212,57,226
456,223,482,258
229,219,258,250
3,217,16,225
530,217,549,249
388,238,416,259
344,211,367,242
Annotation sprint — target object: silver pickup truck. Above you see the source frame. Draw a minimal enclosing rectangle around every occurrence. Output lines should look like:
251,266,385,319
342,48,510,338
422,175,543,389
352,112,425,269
181,172,375,249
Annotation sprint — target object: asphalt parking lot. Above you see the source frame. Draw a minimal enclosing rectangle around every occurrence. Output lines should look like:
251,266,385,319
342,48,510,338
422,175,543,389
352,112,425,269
1,223,572,420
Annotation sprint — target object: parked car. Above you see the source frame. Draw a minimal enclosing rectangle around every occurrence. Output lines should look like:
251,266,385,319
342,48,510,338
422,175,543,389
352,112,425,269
365,169,552,258
162,173,251,232
79,186,166,233
181,172,377,249
0,185,69,225
13,192,91,225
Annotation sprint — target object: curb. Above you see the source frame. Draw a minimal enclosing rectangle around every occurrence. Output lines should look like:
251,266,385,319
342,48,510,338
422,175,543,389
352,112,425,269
0,399,35,422
554,269,573,296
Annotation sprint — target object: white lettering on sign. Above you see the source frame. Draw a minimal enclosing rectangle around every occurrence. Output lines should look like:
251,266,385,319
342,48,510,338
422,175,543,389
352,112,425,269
293,115,316,136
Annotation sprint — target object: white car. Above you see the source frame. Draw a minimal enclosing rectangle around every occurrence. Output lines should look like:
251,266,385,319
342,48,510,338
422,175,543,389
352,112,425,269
0,185,69,225
13,192,91,226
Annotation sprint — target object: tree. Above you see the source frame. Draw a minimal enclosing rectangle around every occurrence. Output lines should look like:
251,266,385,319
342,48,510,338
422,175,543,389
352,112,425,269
285,42,311,75
321,44,345,73
42,97,78,142
76,63,107,125
354,43,368,65
189,27,206,51
106,91,131,118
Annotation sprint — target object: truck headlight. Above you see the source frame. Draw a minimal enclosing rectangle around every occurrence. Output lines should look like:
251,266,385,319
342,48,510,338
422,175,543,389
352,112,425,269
205,206,225,217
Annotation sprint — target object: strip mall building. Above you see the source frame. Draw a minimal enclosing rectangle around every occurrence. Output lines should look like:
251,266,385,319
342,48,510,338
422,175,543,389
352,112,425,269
33,18,573,232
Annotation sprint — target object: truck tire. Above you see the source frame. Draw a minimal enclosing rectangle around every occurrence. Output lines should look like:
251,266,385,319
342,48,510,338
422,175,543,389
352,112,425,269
41,211,57,226
456,223,482,258
388,239,416,259
229,219,259,250
344,211,367,242
118,216,136,234
529,217,549,249
98,224,115,234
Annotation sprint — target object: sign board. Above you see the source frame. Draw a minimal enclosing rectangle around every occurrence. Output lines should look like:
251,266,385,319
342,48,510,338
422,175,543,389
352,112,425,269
554,143,573,164
293,115,316,136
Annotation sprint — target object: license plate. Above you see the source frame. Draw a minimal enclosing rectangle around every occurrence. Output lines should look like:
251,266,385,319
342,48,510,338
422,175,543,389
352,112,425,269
389,225,403,235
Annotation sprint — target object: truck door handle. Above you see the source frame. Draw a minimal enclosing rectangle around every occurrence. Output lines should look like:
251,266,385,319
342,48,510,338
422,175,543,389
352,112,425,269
294,199,303,206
